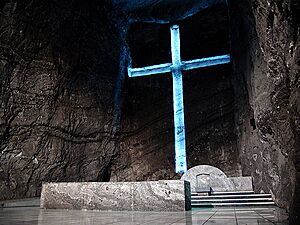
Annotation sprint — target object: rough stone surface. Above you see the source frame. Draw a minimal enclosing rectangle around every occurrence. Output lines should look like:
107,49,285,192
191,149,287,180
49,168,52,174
110,3,240,182
229,0,299,223
229,177,253,192
41,181,191,211
0,0,121,200
180,165,253,192
0,0,299,223
0,1,240,198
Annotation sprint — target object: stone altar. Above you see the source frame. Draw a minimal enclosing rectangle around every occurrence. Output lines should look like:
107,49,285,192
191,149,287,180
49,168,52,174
41,180,191,211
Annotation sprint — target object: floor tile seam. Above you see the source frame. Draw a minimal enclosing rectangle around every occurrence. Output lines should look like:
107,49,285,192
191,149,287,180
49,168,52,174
168,213,194,225
168,218,188,224
235,207,273,224
132,216,169,225
193,208,218,215
201,208,219,225
115,214,180,225
140,212,191,225
233,206,239,225
234,207,241,225
253,208,277,224
59,212,179,225
190,209,203,215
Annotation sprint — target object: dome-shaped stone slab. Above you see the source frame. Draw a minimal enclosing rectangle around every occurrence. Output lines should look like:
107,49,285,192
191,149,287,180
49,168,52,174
181,165,253,193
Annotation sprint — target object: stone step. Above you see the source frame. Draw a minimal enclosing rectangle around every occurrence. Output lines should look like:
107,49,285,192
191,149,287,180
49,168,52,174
192,201,276,207
191,194,272,199
0,198,40,208
191,191,255,196
191,198,274,203
191,191,275,207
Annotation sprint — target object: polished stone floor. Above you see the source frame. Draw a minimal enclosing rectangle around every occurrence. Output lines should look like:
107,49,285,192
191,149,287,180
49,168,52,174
0,199,289,225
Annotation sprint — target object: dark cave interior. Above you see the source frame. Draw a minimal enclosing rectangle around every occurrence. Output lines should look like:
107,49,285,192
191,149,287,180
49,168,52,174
120,3,239,181
128,4,229,67
0,0,299,223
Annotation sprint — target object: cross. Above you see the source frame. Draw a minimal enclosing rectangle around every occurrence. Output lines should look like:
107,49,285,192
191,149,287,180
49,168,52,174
128,25,230,174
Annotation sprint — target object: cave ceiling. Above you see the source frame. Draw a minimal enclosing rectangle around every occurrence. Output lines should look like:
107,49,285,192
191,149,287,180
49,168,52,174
112,0,226,23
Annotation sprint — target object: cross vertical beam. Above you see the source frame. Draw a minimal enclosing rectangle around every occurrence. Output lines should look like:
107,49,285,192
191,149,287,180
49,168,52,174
170,25,187,174
127,24,231,175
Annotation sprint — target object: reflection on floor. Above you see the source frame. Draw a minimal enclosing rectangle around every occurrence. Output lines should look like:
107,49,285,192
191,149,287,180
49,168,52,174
0,198,289,225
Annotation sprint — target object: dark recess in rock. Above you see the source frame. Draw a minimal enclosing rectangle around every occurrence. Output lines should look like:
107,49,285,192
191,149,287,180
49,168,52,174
111,2,239,182
0,0,120,200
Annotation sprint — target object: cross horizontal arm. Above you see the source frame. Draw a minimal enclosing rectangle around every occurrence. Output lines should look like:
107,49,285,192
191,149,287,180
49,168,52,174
128,54,230,78
128,63,172,77
182,54,230,71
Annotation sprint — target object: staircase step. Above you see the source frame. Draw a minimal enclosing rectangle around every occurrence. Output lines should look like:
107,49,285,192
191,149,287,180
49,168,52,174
191,191,255,196
191,194,272,199
191,190,275,208
192,202,276,207
192,198,273,203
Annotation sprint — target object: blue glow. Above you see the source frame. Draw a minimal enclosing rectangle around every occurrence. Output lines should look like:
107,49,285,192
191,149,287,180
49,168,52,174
127,25,231,174
170,25,187,174
172,69,187,173
171,25,181,65
182,54,230,71
128,63,172,77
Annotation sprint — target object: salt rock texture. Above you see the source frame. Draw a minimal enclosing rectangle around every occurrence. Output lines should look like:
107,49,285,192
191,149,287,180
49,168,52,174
0,0,299,223
229,0,299,223
111,4,239,182
41,181,191,211
0,0,121,199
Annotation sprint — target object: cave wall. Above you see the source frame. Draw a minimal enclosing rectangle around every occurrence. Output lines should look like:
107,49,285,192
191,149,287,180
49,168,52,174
110,5,241,181
110,64,240,181
229,0,299,222
0,0,241,201
0,2,299,223
0,0,120,200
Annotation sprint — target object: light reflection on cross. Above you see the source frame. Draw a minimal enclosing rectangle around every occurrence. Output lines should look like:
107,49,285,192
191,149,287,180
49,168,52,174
128,25,230,174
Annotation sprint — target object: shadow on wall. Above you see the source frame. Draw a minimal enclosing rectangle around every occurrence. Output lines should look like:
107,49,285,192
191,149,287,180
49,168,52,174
0,0,120,200
228,0,300,224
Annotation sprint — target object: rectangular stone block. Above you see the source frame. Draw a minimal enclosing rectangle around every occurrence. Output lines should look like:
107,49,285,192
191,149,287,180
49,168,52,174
41,180,191,211
229,177,253,191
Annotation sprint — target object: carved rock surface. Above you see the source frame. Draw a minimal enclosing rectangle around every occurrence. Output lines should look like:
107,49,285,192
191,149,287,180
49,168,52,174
41,180,191,211
110,4,240,182
229,0,299,223
0,0,299,223
0,0,120,200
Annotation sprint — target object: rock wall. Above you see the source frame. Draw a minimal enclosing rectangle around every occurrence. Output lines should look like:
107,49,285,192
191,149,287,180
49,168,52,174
0,0,241,201
0,0,120,200
1,1,299,223
229,0,299,223
110,6,241,181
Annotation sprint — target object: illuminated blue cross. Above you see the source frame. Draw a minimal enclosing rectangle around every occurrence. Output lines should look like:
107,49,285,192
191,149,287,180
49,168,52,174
128,25,230,174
